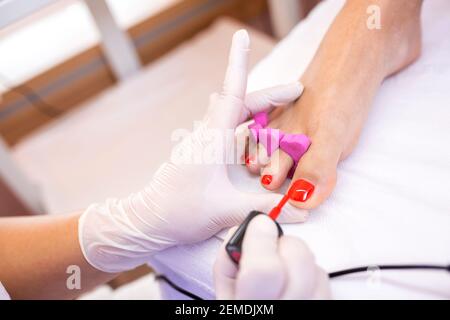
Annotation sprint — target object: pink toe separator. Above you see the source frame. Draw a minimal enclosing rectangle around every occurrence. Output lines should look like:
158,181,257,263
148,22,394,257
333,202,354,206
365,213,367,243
280,133,311,178
253,112,269,127
248,123,262,142
248,112,269,143
248,111,311,178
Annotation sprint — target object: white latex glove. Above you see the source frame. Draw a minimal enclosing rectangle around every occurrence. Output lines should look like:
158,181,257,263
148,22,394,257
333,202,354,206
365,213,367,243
214,215,331,299
79,30,307,273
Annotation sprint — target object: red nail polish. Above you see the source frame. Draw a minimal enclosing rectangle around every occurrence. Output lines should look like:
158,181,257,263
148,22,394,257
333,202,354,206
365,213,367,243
230,251,241,262
246,156,256,166
261,175,273,185
289,179,315,202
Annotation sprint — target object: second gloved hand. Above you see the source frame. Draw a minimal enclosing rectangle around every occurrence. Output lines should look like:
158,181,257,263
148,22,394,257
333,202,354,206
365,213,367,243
79,30,307,273
214,215,331,299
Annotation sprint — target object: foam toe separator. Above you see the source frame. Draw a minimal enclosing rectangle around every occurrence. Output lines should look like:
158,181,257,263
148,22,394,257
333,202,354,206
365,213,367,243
247,112,311,177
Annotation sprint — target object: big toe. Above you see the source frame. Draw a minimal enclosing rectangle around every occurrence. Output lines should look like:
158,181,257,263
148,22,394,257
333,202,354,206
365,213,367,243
288,138,340,209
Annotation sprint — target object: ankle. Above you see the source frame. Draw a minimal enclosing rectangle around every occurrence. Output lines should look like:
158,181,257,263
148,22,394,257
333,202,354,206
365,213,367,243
379,2,423,76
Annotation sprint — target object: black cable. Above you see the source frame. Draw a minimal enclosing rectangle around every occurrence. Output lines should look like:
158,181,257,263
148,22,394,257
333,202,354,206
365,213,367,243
0,73,62,118
156,264,450,300
155,274,203,300
329,264,450,278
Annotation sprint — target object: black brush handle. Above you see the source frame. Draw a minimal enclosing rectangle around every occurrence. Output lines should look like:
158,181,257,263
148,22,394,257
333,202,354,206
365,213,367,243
225,211,283,264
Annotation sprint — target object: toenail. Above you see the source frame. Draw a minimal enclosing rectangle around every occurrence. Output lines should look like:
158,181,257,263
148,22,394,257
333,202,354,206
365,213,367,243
289,179,315,202
261,175,273,186
245,156,253,165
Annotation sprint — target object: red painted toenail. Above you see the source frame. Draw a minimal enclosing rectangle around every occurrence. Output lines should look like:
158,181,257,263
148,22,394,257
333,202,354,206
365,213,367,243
289,179,315,202
245,156,255,166
261,175,273,185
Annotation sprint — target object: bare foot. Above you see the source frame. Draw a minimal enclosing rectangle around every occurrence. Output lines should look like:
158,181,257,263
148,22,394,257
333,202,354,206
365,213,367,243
246,0,423,209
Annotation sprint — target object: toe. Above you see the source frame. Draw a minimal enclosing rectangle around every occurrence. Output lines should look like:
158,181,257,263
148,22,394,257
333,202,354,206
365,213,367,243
260,149,293,191
246,141,271,174
288,139,340,209
245,140,260,174
256,143,271,167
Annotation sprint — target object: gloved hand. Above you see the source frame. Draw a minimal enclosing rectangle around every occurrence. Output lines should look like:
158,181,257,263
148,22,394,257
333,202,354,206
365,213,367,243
214,215,331,299
79,30,307,273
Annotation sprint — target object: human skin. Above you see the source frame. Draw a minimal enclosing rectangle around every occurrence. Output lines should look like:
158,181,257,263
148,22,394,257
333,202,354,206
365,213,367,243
0,123,304,300
0,213,115,299
247,0,423,209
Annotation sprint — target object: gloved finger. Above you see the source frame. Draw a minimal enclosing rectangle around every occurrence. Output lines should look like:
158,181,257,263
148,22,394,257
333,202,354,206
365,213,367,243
214,227,239,299
208,30,250,129
208,92,220,111
311,268,332,299
236,191,309,224
234,120,252,165
241,82,304,121
236,215,285,299
277,236,319,299
222,29,250,100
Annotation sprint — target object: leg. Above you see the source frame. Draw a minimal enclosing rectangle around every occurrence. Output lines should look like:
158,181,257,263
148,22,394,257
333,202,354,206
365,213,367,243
249,0,423,209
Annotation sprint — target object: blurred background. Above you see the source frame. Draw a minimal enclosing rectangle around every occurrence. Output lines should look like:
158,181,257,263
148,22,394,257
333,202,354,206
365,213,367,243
0,0,322,141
